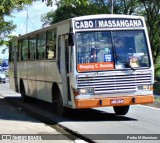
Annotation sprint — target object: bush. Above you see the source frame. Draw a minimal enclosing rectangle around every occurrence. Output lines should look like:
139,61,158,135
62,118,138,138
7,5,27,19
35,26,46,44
154,82,160,92
154,63,160,81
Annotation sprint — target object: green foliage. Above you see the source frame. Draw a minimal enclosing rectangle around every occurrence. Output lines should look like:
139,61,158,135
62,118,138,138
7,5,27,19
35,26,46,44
0,0,35,47
113,0,140,14
41,0,112,25
41,0,160,66
41,0,141,25
140,0,160,64
0,17,16,45
41,3,110,26
154,56,160,80
154,82,160,92
0,0,32,15
155,97,160,101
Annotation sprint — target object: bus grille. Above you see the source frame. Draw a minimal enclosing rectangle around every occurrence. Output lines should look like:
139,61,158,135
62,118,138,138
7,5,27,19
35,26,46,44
77,72,152,94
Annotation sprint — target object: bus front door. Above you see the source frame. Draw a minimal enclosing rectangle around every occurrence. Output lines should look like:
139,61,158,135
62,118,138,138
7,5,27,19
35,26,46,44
60,35,71,106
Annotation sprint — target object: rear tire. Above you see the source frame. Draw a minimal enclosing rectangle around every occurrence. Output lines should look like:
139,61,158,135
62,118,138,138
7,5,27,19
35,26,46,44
113,105,129,115
20,81,29,102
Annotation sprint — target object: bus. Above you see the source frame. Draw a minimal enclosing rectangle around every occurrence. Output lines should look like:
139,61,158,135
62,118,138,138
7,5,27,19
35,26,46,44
9,14,154,115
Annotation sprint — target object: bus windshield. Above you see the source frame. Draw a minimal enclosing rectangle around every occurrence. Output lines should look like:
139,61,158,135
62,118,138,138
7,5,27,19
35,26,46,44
76,30,150,72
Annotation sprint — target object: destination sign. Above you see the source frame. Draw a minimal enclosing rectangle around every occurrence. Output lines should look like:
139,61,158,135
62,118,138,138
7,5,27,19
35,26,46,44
74,18,143,29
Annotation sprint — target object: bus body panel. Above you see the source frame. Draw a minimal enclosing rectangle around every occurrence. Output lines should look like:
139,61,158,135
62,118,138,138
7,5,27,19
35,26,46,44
9,14,154,113
56,21,71,105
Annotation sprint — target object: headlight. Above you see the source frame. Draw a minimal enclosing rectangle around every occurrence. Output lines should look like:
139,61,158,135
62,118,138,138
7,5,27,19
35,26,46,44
79,88,94,95
137,85,150,90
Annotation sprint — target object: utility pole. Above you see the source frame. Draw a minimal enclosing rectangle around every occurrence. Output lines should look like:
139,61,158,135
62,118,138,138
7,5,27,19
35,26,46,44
26,5,29,33
111,0,113,14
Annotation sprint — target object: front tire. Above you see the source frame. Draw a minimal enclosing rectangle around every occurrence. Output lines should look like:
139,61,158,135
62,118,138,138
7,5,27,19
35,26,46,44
113,105,130,115
55,92,68,115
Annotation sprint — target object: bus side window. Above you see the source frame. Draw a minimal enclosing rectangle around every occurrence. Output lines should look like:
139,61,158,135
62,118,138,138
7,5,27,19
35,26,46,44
46,28,57,60
21,39,28,61
46,44,56,59
37,32,45,60
29,35,36,61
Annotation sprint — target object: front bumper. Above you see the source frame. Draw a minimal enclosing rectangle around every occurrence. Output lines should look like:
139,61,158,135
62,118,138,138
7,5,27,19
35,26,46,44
74,95,154,109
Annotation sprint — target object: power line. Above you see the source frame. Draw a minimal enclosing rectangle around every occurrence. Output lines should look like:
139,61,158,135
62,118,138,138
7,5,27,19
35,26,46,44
25,5,36,34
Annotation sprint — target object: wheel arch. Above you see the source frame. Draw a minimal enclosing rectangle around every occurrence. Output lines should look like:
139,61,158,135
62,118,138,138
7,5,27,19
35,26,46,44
19,79,24,92
52,82,61,103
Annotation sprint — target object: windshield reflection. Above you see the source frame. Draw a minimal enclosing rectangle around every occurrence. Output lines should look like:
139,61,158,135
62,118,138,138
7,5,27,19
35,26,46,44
76,30,150,72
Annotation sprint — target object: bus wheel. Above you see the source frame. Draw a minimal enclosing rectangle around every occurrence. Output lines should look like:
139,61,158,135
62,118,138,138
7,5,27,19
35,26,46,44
20,82,28,102
113,105,129,115
56,92,68,115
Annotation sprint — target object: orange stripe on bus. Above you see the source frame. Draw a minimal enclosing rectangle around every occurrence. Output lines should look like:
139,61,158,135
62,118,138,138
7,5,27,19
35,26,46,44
77,62,114,72
74,95,154,109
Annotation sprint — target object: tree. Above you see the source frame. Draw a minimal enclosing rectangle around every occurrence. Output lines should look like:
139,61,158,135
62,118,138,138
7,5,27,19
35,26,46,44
41,0,111,26
42,0,160,65
0,0,33,47
41,0,141,26
0,0,87,47
140,0,160,64
113,0,140,14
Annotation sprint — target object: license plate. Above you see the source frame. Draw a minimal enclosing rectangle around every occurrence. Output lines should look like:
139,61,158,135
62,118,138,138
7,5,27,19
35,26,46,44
110,99,124,104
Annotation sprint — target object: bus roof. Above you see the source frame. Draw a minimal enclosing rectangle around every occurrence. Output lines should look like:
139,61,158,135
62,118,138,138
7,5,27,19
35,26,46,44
10,14,145,41
71,14,144,21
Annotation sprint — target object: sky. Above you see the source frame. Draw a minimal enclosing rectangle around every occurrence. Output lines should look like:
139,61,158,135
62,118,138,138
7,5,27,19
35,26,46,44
0,1,56,59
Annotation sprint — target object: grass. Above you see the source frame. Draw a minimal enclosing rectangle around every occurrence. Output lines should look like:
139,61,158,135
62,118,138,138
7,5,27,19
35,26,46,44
155,97,160,102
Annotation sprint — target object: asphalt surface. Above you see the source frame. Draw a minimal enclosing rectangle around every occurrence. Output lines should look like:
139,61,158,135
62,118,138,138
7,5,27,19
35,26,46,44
0,83,74,143
1,83,160,143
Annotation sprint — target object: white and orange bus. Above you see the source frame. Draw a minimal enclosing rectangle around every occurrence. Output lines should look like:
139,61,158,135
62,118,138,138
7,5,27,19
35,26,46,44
9,14,154,115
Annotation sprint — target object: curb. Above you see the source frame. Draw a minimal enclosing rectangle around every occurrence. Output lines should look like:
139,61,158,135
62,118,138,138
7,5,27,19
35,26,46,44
3,97,94,143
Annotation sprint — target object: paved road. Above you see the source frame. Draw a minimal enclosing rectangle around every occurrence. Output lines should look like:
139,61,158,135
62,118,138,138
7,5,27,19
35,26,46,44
1,83,160,143
0,83,73,143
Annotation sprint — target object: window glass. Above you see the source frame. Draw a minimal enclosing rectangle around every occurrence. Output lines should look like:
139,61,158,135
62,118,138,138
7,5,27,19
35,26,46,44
76,30,150,72
76,32,114,72
29,35,36,60
9,40,18,62
37,32,45,46
22,39,28,49
37,32,45,60
21,39,28,61
112,30,149,69
46,29,56,59
37,47,45,60
29,35,36,47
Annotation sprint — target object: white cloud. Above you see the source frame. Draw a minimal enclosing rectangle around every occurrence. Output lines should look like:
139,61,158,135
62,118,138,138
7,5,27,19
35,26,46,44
13,10,26,18
11,31,19,36
11,1,57,36
33,1,55,10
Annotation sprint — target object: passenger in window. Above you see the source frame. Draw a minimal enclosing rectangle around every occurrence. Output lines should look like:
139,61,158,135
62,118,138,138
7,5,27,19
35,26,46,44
129,56,139,67
97,42,112,62
114,38,128,63
114,38,126,54
90,49,98,63
114,37,140,68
